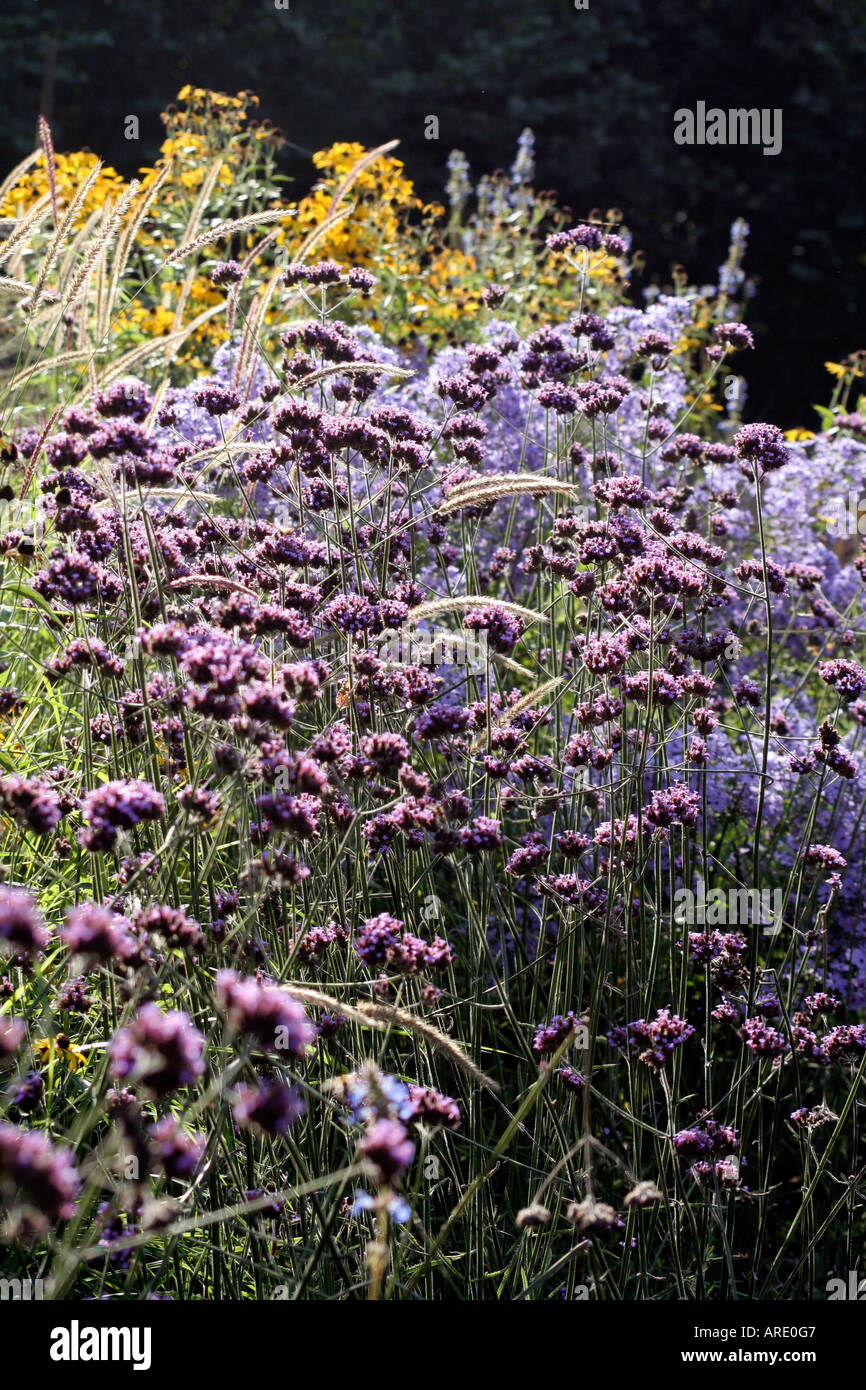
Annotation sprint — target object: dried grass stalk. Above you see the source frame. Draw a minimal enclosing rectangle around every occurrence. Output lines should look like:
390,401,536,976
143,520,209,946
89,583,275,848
102,160,174,341
438,473,583,514
0,194,51,269
30,159,105,312
470,675,564,752
164,208,297,267
0,148,44,206
61,179,141,310
409,595,547,625
357,1001,499,1091
37,116,58,225
325,139,400,215
17,404,64,499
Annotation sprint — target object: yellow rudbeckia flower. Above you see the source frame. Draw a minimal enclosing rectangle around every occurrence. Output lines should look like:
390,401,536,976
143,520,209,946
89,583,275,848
34,1034,88,1072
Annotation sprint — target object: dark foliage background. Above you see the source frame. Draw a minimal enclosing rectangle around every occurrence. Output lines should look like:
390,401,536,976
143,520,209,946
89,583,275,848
2,0,864,425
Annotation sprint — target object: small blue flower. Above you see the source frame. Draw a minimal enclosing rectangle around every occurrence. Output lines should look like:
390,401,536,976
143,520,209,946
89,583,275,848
350,1188,375,1217
387,1194,411,1225
350,1189,411,1224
